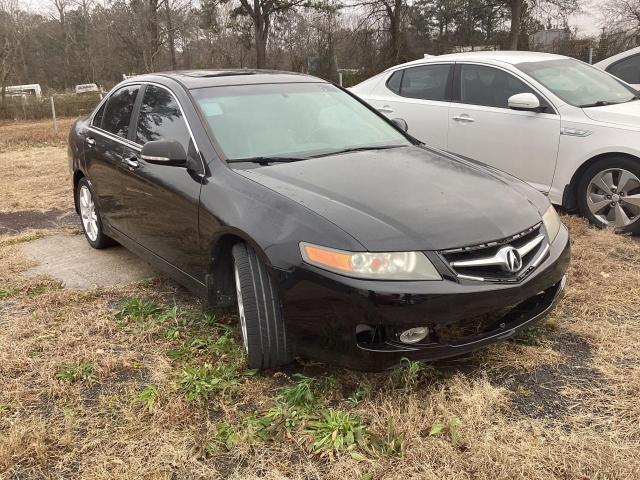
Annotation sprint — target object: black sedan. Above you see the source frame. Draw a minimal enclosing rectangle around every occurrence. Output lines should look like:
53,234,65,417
68,70,570,371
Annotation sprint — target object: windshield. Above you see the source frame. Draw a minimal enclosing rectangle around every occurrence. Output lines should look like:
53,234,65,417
191,82,411,162
516,58,637,107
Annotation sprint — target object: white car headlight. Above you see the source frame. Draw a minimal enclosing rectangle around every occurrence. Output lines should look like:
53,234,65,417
299,242,441,280
542,205,561,243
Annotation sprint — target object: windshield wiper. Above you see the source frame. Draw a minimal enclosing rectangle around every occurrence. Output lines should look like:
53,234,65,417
226,156,306,165
578,96,638,108
309,144,406,159
578,100,612,108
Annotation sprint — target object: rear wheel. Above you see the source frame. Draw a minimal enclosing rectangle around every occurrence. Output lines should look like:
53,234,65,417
76,177,114,249
577,158,640,234
232,243,292,369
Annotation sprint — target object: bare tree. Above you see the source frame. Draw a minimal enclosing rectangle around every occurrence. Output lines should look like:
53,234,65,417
233,0,314,68
0,0,24,103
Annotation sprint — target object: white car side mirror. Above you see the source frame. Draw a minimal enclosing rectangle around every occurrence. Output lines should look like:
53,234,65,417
508,92,541,111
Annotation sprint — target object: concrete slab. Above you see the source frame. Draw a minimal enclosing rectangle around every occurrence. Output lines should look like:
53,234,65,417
20,234,159,289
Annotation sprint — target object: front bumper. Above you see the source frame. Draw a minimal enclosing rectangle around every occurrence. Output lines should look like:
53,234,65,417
277,225,570,371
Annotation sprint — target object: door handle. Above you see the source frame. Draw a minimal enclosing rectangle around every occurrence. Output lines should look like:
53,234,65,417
377,105,394,113
452,115,475,123
124,156,140,170
85,137,96,147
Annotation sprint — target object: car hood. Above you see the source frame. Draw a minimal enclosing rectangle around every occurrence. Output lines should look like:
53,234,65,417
236,146,545,251
582,101,640,128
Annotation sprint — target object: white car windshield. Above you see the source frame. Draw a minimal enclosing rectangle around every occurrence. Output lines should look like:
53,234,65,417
517,58,638,107
191,82,411,162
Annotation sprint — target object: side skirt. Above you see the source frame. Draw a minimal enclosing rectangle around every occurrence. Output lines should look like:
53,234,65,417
102,223,208,299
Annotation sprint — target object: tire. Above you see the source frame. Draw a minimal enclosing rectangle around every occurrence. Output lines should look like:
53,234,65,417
577,157,640,235
76,177,115,249
231,243,292,369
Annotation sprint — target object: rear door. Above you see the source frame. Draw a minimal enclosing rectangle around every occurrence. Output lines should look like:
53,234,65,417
359,64,452,149
447,63,560,192
117,83,205,280
85,84,141,231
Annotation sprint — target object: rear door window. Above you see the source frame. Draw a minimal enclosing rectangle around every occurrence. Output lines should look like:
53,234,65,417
102,85,140,138
391,65,451,101
135,85,191,150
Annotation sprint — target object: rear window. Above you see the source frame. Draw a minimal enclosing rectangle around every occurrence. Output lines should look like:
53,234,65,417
608,54,640,85
385,65,451,101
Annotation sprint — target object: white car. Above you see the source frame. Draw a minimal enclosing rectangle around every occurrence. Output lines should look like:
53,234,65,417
595,46,640,90
350,51,640,233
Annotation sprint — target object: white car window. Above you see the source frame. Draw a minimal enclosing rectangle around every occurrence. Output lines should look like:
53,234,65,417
517,58,636,107
608,54,640,85
460,64,537,109
385,65,451,101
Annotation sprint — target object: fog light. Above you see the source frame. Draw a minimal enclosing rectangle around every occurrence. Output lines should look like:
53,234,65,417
399,326,429,344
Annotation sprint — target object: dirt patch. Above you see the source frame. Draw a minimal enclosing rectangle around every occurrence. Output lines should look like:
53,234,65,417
0,209,78,234
495,332,604,420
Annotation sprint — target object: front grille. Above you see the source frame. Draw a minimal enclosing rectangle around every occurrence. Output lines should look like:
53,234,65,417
439,223,549,283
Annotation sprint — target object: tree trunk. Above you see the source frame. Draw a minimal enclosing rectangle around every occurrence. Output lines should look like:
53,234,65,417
509,0,522,50
165,0,177,70
253,0,267,68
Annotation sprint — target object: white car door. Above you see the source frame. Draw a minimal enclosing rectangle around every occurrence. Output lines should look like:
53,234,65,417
357,64,453,150
447,63,561,193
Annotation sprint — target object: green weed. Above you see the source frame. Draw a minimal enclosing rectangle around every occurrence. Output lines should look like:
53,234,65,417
179,362,239,401
56,361,95,383
278,374,318,409
0,287,19,299
132,384,158,413
429,416,463,447
115,298,163,321
306,409,368,457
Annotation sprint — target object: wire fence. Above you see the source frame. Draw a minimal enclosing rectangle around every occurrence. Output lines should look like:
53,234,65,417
0,93,102,121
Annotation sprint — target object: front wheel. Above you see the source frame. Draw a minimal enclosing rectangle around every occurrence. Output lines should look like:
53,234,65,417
232,243,292,369
577,158,640,234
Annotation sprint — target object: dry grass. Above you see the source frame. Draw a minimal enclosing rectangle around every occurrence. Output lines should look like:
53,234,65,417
1,138,640,479
0,117,77,152
0,146,71,213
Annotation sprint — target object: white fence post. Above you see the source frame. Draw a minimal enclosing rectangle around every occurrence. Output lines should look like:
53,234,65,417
50,96,58,135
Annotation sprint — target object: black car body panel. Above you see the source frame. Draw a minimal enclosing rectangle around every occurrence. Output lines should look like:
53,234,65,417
236,145,546,251
68,70,571,371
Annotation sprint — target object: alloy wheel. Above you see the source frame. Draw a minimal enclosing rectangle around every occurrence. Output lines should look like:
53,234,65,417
234,263,249,353
586,168,640,228
79,185,99,241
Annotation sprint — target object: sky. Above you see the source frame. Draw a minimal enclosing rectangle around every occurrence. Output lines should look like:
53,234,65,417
21,0,604,39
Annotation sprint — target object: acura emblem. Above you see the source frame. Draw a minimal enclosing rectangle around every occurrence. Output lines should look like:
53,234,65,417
504,247,522,273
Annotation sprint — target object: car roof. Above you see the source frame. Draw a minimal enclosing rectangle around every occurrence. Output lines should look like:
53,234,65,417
385,51,569,71
594,46,640,68
125,69,325,89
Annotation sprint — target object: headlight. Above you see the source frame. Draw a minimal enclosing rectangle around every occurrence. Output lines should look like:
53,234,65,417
542,205,561,243
299,242,441,280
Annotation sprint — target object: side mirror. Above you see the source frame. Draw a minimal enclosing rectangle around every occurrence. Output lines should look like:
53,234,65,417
391,118,408,132
140,140,187,166
508,92,541,111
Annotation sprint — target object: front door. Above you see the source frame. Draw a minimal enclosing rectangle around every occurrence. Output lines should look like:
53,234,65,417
447,63,561,192
117,84,205,280
84,84,141,231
